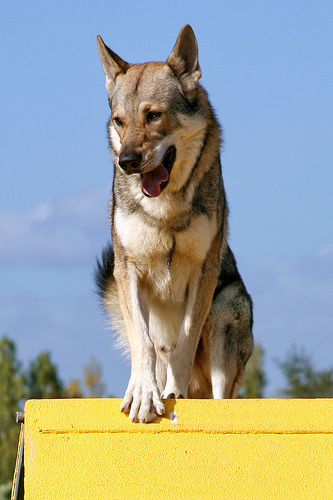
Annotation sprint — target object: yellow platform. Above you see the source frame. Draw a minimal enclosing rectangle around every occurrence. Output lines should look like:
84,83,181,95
24,398,333,499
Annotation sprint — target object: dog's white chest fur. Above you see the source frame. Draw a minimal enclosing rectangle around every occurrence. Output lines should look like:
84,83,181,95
115,207,216,303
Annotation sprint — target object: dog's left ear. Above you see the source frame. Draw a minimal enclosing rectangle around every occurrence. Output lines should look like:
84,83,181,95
167,25,202,100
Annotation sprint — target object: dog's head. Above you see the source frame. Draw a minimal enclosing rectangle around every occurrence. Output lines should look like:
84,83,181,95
97,25,207,198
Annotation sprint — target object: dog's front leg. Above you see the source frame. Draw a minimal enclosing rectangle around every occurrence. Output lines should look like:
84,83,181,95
162,269,211,398
163,238,221,399
116,264,164,423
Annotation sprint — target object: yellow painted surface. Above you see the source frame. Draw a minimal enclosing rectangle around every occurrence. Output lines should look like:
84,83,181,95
24,398,333,499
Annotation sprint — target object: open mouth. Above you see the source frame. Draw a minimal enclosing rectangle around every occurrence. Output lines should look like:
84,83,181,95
140,146,176,198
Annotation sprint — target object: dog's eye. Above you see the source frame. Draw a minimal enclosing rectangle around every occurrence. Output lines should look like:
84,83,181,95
114,117,123,127
147,111,161,122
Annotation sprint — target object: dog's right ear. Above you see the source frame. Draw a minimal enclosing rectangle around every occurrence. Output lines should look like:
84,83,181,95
97,36,131,95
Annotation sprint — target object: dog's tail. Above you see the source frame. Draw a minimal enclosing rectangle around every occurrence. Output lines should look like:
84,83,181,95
94,242,115,299
94,243,128,348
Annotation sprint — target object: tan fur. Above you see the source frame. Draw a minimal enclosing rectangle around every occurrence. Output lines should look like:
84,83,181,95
96,25,253,422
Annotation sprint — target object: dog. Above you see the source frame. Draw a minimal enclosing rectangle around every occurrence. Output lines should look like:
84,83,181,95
95,25,253,423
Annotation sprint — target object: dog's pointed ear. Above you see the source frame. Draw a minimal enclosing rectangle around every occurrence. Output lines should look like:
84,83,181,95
97,36,131,95
167,25,202,99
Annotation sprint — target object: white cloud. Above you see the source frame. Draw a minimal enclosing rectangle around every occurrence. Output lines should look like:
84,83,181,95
0,186,111,267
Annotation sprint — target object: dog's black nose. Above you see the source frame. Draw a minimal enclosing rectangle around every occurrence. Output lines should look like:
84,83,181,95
118,153,142,172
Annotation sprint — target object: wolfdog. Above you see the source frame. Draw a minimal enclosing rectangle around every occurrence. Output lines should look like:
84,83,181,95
95,25,253,422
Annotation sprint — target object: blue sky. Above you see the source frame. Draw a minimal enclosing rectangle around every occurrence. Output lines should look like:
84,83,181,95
1,1,332,396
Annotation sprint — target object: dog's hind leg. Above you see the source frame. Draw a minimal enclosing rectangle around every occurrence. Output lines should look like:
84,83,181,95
210,281,253,399
210,325,245,399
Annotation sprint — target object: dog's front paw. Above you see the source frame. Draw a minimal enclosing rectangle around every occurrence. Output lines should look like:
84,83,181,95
120,373,165,423
163,391,185,399
162,372,188,399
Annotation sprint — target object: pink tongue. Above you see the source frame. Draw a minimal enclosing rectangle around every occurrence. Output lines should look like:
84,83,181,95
141,164,169,197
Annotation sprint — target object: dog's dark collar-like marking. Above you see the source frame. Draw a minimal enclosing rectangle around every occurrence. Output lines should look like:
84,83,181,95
167,235,176,269
180,127,210,197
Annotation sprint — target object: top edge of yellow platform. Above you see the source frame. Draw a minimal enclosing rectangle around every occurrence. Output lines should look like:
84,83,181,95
24,398,333,435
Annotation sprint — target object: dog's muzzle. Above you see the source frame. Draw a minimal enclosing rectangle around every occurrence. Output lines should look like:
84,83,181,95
140,146,176,198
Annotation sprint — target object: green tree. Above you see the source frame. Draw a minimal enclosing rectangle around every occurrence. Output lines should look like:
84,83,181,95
239,344,267,398
25,352,63,399
0,337,25,484
278,346,333,398
0,481,12,500
63,379,84,398
84,357,105,397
